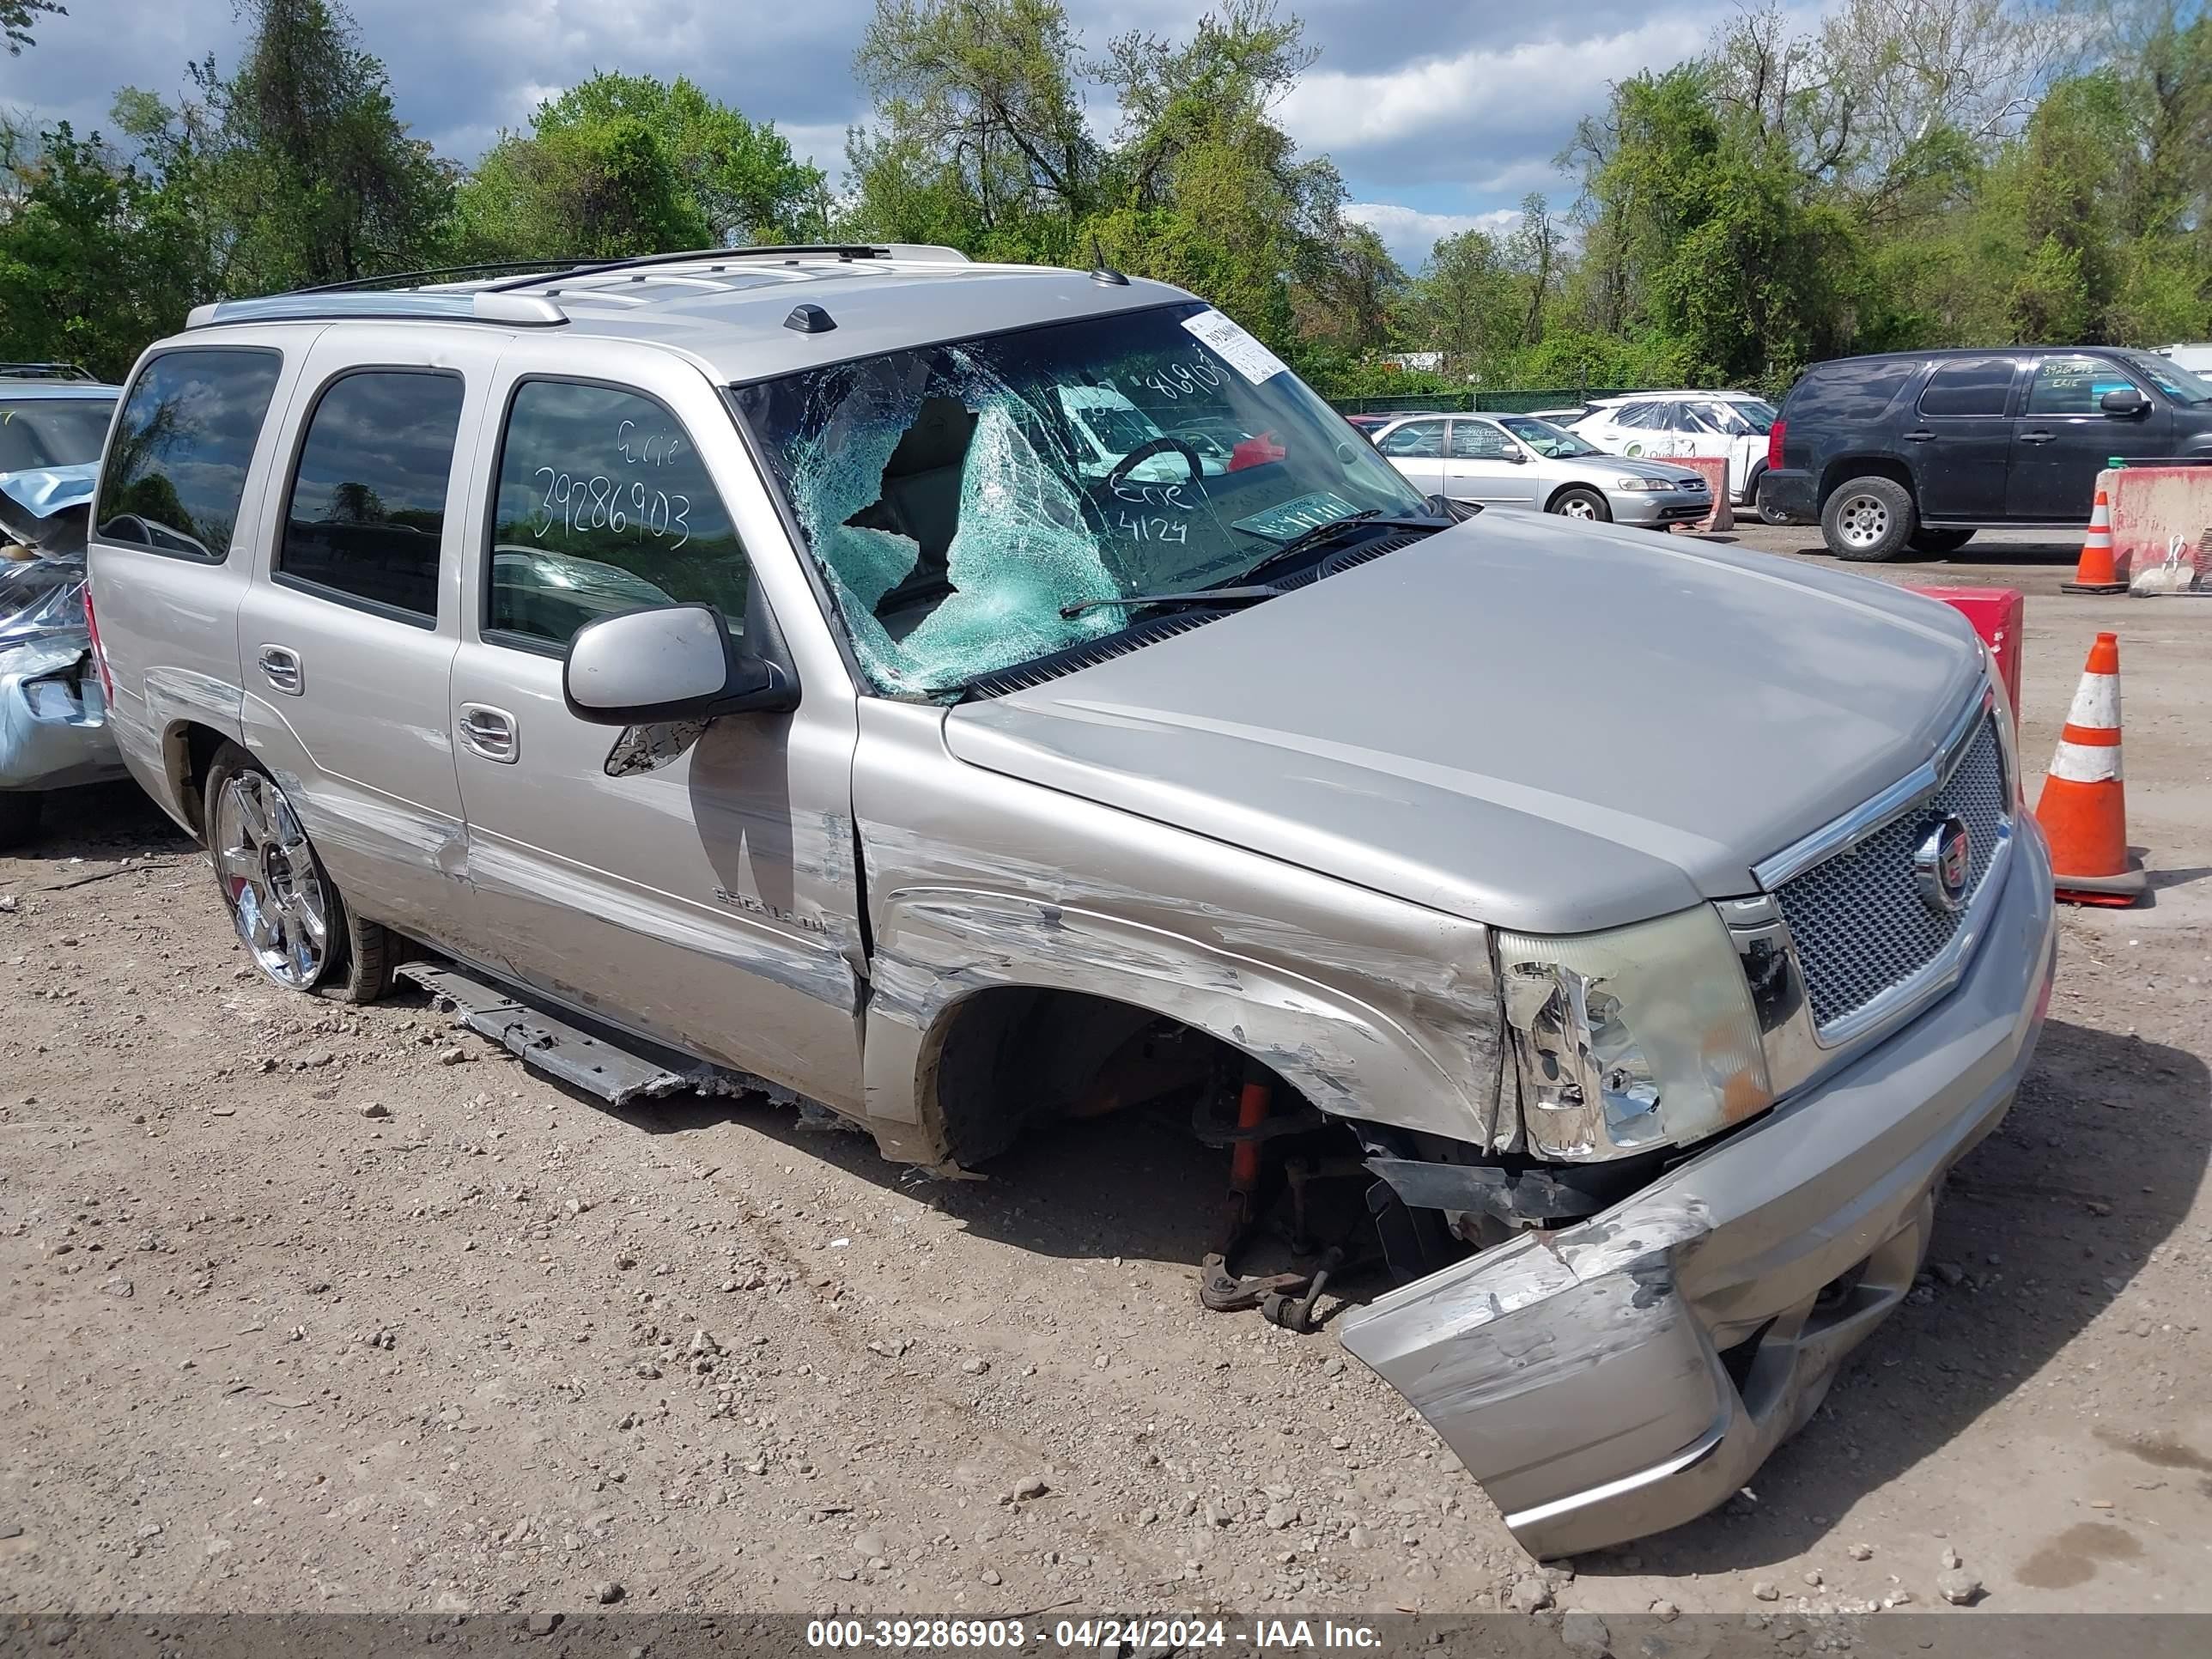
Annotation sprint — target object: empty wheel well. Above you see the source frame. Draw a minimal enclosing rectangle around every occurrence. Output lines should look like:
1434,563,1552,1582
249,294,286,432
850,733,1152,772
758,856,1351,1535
921,986,1282,1168
166,722,230,842
1818,456,1913,509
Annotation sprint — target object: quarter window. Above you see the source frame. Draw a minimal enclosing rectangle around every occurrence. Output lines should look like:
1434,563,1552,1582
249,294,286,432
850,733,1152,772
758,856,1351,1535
2027,356,2136,416
486,380,751,647
96,349,283,562
1919,359,2016,417
277,371,465,623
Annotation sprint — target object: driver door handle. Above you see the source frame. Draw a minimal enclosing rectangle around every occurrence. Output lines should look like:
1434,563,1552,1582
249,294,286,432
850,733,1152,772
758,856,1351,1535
459,703,519,764
2020,429,2056,444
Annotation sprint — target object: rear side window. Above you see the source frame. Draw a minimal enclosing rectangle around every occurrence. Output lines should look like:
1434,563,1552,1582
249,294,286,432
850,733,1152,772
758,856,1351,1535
2027,356,2137,416
97,349,283,562
486,380,751,648
276,371,465,625
1918,358,2016,416
1376,419,1443,457
1786,359,1920,423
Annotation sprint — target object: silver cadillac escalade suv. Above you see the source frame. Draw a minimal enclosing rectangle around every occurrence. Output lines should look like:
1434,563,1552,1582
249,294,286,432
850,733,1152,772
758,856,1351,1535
86,246,2056,1559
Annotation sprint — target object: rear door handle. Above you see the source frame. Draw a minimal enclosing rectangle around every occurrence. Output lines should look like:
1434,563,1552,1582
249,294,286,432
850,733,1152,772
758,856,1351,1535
2020,429,2055,444
458,702,519,764
1905,428,1936,441
258,645,302,696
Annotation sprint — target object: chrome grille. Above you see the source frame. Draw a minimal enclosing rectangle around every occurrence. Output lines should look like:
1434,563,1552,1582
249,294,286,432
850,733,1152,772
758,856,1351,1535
1772,716,2009,1032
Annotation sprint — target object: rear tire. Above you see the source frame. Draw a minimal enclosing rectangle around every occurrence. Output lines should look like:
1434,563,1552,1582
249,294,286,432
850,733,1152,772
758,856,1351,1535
1907,527,1977,555
0,791,43,850
1820,476,1915,562
203,743,392,1003
1549,485,1611,523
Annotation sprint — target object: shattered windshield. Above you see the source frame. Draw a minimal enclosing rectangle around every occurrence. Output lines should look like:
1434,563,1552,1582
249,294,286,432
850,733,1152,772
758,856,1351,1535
732,301,1427,696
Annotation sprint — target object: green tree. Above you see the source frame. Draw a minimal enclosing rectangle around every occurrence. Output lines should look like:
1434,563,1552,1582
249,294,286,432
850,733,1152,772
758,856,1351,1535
454,115,707,259
115,0,450,293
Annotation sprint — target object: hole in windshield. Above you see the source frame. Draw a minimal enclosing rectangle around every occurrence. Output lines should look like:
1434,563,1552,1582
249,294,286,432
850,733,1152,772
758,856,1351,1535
732,302,1428,696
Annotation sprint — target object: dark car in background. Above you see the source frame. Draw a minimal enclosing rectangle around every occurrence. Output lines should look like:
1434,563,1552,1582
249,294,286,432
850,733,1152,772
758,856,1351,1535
1761,347,2212,560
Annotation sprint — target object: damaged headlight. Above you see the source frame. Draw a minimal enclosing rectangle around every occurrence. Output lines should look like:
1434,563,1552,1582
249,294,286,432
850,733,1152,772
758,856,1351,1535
1496,905,1772,1161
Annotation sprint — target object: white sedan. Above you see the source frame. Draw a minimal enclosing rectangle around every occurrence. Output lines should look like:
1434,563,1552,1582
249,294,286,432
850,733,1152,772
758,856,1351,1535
1571,392,1779,510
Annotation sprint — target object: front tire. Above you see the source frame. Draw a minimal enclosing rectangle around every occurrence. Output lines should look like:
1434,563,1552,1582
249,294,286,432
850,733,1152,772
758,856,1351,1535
1549,485,1612,523
203,744,391,1002
1820,476,1916,562
0,791,44,850
1907,527,1977,555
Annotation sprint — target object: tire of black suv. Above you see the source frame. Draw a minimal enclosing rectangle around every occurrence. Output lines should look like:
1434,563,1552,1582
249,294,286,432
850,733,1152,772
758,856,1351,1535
1820,475,1916,562
202,742,392,1004
1907,527,1977,555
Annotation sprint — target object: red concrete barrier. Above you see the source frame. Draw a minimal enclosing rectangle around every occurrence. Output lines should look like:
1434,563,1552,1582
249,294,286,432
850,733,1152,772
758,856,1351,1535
2101,465,2212,589
1904,586,2023,727
1668,455,1734,532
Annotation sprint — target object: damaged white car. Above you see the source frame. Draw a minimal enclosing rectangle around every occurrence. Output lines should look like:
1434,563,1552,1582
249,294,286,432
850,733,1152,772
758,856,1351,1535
88,248,2055,1557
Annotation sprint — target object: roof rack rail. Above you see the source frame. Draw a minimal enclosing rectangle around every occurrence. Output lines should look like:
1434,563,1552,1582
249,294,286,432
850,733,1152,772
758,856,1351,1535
186,290,568,330
288,259,597,295
477,243,972,293
0,362,100,382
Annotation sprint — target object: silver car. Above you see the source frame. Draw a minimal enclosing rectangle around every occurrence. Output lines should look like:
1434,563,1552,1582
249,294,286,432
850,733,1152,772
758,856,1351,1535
88,249,2053,1559
2,365,126,846
1372,410,1713,526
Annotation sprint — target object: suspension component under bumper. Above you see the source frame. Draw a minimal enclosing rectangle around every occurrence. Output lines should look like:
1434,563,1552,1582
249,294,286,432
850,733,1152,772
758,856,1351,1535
1340,823,2057,1559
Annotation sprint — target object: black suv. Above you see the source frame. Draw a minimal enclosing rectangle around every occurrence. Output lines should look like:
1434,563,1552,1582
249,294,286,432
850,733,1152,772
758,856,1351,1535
1760,347,2212,560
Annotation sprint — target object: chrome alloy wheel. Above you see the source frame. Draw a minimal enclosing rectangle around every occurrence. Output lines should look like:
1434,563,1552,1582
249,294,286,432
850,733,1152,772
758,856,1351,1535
213,770,331,988
1559,495,1601,520
1834,491,1891,550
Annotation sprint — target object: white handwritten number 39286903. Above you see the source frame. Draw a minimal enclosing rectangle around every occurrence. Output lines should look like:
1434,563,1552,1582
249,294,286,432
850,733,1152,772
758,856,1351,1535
532,467,691,550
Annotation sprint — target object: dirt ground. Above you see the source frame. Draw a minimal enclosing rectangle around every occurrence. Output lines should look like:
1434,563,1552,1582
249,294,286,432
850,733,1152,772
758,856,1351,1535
3,528,2208,1623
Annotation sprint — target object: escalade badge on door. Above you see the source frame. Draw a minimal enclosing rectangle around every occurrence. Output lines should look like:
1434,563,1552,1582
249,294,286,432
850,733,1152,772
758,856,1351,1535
1913,815,1972,913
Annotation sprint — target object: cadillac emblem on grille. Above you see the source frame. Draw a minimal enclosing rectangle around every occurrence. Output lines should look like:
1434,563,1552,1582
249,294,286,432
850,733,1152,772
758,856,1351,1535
1912,815,1973,914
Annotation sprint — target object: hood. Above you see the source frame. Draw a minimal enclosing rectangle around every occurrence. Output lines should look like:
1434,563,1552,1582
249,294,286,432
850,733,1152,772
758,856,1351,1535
1572,453,1701,484
0,463,98,556
944,512,1986,935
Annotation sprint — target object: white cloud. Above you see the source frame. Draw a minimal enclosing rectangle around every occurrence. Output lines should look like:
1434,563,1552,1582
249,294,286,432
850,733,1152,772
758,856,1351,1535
1344,202,1518,264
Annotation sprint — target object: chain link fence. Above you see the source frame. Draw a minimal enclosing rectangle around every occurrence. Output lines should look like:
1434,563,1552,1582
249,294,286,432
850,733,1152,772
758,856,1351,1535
1328,387,1639,416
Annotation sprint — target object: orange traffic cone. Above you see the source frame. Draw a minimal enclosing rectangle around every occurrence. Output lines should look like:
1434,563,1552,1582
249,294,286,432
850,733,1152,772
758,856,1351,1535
2063,488,2125,593
2034,631,2143,905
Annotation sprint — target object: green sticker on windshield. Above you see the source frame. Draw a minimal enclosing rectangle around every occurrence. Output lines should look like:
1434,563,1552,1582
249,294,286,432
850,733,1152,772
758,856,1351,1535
1233,490,1359,542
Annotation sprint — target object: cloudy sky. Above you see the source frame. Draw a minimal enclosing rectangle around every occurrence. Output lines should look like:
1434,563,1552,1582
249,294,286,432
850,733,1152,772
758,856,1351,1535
7,0,1740,266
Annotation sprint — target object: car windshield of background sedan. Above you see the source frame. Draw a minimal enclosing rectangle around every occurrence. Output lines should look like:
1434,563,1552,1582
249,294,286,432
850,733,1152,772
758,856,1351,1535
735,302,1428,696
1497,415,1604,459
0,398,115,473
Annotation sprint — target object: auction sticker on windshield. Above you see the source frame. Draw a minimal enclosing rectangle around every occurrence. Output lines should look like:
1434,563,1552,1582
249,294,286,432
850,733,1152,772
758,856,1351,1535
1182,307,1289,385
1234,490,1359,543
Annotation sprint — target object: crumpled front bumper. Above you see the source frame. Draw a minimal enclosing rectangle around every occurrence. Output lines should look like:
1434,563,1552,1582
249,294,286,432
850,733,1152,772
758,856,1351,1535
1340,822,2057,1559
1,641,122,793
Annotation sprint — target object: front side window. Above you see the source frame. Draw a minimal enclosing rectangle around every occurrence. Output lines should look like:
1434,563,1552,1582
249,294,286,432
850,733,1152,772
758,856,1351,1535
733,301,1428,697
0,397,115,472
2026,356,2136,416
277,371,465,623
97,349,283,562
1498,415,1602,459
488,380,751,648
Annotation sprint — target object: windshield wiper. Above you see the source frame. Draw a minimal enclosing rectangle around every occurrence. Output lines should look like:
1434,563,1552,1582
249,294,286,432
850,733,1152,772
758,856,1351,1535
1231,507,1445,583
1060,583,1280,620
